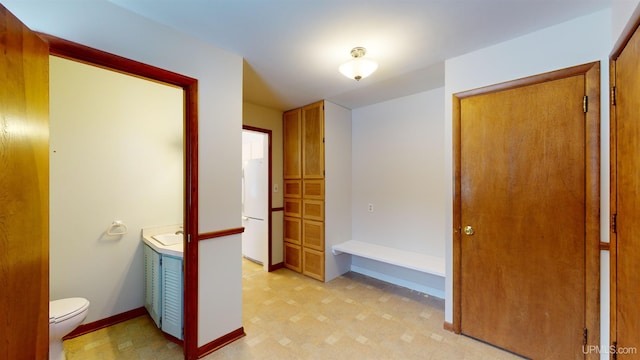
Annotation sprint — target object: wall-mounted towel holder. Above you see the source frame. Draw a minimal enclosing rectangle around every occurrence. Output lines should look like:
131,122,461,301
106,220,128,236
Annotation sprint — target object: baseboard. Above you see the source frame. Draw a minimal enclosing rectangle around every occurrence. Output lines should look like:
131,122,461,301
63,307,148,340
269,262,284,272
197,327,245,358
443,321,454,333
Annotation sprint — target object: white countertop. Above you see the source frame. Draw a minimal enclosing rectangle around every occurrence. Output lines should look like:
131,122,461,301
141,224,184,259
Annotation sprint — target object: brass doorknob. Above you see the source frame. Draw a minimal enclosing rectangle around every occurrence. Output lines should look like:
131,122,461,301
463,225,475,236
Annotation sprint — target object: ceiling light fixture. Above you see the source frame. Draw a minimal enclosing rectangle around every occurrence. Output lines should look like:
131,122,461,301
339,47,378,81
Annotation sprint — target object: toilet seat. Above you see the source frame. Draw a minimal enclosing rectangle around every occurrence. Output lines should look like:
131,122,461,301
50,297,90,324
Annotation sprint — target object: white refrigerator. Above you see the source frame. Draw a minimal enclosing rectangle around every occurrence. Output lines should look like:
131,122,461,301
242,158,268,265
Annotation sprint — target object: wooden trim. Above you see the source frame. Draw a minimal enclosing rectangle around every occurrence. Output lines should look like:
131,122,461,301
455,62,598,100
584,63,601,360
600,242,611,251
452,63,601,352
270,262,285,271
63,307,147,340
43,34,201,360
272,207,285,212
451,94,462,334
611,2,640,59
197,227,245,241
609,56,619,352
443,321,455,333
197,327,245,358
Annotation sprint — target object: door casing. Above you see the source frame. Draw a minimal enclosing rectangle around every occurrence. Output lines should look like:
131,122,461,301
452,62,601,358
40,34,200,359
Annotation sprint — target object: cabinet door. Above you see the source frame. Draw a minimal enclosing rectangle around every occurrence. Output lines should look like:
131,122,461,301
162,255,183,340
283,109,301,179
144,245,161,328
302,101,324,179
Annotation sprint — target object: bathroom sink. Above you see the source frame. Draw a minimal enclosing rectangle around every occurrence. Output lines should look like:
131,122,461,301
152,233,183,246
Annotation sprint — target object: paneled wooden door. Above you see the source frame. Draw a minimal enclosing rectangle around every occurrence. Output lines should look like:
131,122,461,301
453,63,600,360
0,5,50,359
611,15,640,359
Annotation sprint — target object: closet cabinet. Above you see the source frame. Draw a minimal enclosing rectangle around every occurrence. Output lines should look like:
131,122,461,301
283,101,325,281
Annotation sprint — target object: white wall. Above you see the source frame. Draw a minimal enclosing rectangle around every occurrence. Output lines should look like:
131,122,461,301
352,88,446,258
612,0,640,43
49,56,183,323
4,0,243,348
324,101,353,281
444,9,611,358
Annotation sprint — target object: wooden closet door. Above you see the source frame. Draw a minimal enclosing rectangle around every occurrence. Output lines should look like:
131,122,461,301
612,20,640,358
283,108,301,179
302,101,324,179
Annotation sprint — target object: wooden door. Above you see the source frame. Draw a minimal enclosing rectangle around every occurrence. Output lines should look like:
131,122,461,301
454,64,600,360
611,17,640,358
0,5,50,359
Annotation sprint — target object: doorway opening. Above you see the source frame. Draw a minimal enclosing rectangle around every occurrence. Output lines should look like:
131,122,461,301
242,126,273,272
44,34,199,359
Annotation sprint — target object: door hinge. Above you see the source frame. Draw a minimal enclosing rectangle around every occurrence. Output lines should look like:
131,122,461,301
583,95,588,113
612,341,618,360
160,257,163,266
583,327,588,345
611,86,617,106
612,213,617,234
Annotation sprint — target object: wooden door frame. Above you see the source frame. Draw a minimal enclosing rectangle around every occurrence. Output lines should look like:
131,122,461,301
242,125,275,272
40,34,200,359
452,62,601,355
609,5,640,352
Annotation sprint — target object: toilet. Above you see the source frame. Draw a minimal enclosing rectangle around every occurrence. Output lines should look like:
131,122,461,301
49,297,90,360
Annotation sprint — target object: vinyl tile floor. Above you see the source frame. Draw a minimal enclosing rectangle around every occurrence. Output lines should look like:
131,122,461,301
64,259,522,359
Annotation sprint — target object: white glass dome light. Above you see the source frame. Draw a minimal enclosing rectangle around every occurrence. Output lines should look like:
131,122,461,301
339,47,378,81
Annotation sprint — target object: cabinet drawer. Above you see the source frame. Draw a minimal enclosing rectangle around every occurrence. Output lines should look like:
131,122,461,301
303,199,324,221
302,247,324,281
284,243,302,273
302,220,324,251
284,216,301,245
284,198,301,218
284,180,302,198
303,179,324,199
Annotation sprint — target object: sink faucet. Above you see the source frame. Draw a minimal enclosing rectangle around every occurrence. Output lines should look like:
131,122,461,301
175,230,184,235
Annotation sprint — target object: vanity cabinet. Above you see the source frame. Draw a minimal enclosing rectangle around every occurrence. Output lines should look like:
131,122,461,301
143,243,183,340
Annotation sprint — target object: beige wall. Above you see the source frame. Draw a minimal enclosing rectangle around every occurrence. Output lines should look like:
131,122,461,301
243,102,284,265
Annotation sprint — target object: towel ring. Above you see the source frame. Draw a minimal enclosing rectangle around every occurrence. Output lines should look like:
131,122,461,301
106,221,128,236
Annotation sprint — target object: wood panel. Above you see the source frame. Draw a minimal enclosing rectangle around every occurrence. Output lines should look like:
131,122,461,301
283,109,301,179
302,101,324,179
284,198,301,218
284,179,302,198
302,248,325,281
302,220,324,251
284,217,301,245
302,200,324,221
303,179,324,199
284,243,302,273
0,6,50,358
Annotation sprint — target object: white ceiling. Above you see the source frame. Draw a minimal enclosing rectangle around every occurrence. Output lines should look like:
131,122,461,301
109,0,611,110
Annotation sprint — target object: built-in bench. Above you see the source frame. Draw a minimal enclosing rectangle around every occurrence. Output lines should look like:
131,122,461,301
331,240,445,278
331,240,445,297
